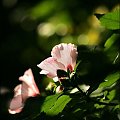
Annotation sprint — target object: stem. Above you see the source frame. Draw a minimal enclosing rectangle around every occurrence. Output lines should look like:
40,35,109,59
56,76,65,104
76,85,86,96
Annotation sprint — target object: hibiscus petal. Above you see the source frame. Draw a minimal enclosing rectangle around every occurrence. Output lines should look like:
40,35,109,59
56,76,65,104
19,69,40,96
8,84,24,114
8,95,23,114
70,44,78,68
37,57,65,79
40,70,57,80
40,70,49,75
14,84,22,97
8,69,40,114
53,76,59,82
51,43,78,70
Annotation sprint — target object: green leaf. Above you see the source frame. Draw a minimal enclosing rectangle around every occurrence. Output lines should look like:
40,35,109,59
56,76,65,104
100,9,120,30
99,72,120,88
91,72,120,98
41,93,62,113
47,95,71,116
104,34,119,51
41,93,71,116
107,89,116,101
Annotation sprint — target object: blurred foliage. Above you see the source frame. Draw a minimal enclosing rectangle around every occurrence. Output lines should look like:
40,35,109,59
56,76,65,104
0,0,120,120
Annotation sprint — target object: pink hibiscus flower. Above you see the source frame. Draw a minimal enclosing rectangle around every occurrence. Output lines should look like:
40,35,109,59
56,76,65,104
8,69,40,114
37,43,78,82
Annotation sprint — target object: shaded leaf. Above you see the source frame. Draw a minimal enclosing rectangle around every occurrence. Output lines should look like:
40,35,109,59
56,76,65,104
57,69,68,79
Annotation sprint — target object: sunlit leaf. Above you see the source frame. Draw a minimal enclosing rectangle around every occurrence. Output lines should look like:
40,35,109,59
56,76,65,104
100,9,120,30
99,72,120,88
104,34,119,50
107,89,116,101
41,93,62,113
47,95,71,115
40,93,71,116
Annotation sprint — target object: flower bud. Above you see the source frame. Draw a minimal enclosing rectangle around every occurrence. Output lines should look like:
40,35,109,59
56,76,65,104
56,86,64,93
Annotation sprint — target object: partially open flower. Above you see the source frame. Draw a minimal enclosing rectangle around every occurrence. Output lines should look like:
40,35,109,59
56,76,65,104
37,43,78,82
8,69,40,114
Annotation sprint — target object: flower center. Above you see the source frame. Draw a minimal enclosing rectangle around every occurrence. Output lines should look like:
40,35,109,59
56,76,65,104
67,64,73,72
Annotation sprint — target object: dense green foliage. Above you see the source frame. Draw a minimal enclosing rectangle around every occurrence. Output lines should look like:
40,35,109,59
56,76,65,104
0,0,120,120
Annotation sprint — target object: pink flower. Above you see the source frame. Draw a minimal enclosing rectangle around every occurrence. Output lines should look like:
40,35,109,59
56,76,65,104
37,43,78,82
8,69,40,114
